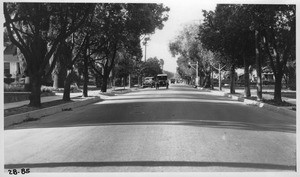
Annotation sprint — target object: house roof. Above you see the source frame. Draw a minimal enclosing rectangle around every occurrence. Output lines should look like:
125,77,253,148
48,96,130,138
4,44,17,55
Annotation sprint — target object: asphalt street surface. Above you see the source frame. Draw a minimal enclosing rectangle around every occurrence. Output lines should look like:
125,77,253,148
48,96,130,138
4,84,296,172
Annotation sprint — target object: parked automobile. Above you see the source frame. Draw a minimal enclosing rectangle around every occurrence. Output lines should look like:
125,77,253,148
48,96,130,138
142,77,155,88
155,74,169,89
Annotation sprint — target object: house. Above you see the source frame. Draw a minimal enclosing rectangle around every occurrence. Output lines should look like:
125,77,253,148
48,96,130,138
4,43,21,78
237,67,275,84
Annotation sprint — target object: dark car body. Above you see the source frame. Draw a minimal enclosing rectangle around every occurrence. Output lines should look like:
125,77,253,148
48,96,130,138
142,77,155,88
156,74,169,89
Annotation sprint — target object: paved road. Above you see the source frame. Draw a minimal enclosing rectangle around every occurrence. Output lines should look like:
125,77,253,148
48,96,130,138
4,84,296,172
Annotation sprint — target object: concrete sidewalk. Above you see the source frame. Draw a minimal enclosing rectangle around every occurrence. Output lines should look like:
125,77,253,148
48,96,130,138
220,87,296,105
4,86,137,128
4,86,136,110
198,86,296,117
5,92,89,110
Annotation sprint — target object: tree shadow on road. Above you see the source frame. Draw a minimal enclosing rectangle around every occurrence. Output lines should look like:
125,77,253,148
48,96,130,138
8,118,296,133
6,88,296,134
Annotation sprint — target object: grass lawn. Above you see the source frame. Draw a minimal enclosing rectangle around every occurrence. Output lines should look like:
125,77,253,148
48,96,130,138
263,92,296,99
4,100,74,117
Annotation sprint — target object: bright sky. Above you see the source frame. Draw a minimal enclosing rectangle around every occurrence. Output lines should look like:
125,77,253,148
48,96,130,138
143,0,217,73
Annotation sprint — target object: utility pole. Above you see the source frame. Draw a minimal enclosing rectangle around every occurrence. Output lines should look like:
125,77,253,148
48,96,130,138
218,64,222,90
142,37,150,62
196,61,199,86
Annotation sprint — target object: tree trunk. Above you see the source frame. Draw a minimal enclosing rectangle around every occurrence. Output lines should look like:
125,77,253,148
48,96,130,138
52,67,67,89
95,75,102,88
202,70,211,88
29,75,41,107
53,73,59,89
210,67,214,90
83,56,89,97
101,71,109,92
123,76,127,87
255,30,262,101
288,71,296,90
63,70,74,101
24,76,31,91
244,56,251,97
218,65,222,91
203,73,210,88
101,78,108,92
200,75,203,87
60,70,67,88
138,75,141,87
230,64,235,94
274,72,283,103
128,74,131,88
286,62,296,90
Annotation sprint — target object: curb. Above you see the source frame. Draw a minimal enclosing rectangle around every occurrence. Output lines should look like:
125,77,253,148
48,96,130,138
4,96,101,128
112,89,132,94
199,87,296,117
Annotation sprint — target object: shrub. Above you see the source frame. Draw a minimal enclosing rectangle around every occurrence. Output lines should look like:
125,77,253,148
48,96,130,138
70,84,82,93
5,73,12,78
4,77,15,84
41,86,54,93
4,83,25,92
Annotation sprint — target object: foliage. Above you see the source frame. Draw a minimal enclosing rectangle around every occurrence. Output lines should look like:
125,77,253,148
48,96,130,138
4,2,94,106
199,4,295,99
114,51,135,78
141,57,163,77
163,70,174,79
87,3,169,92
4,83,24,92
175,56,193,79
169,23,216,86
247,4,295,101
200,5,256,68
41,86,55,93
4,78,15,84
4,3,94,78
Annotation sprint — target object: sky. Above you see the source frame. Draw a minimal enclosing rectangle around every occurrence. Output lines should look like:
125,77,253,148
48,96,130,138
142,0,217,73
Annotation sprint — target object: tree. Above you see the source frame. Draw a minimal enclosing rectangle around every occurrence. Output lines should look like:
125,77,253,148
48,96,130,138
141,57,163,77
4,3,94,106
200,4,295,102
175,56,193,84
251,5,295,102
200,5,255,95
285,60,296,90
88,3,169,92
169,23,216,88
163,70,174,79
51,12,96,101
114,50,136,87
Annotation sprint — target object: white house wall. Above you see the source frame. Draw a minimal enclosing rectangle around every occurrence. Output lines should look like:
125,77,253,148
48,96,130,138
4,54,19,78
10,62,19,78
4,54,18,62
